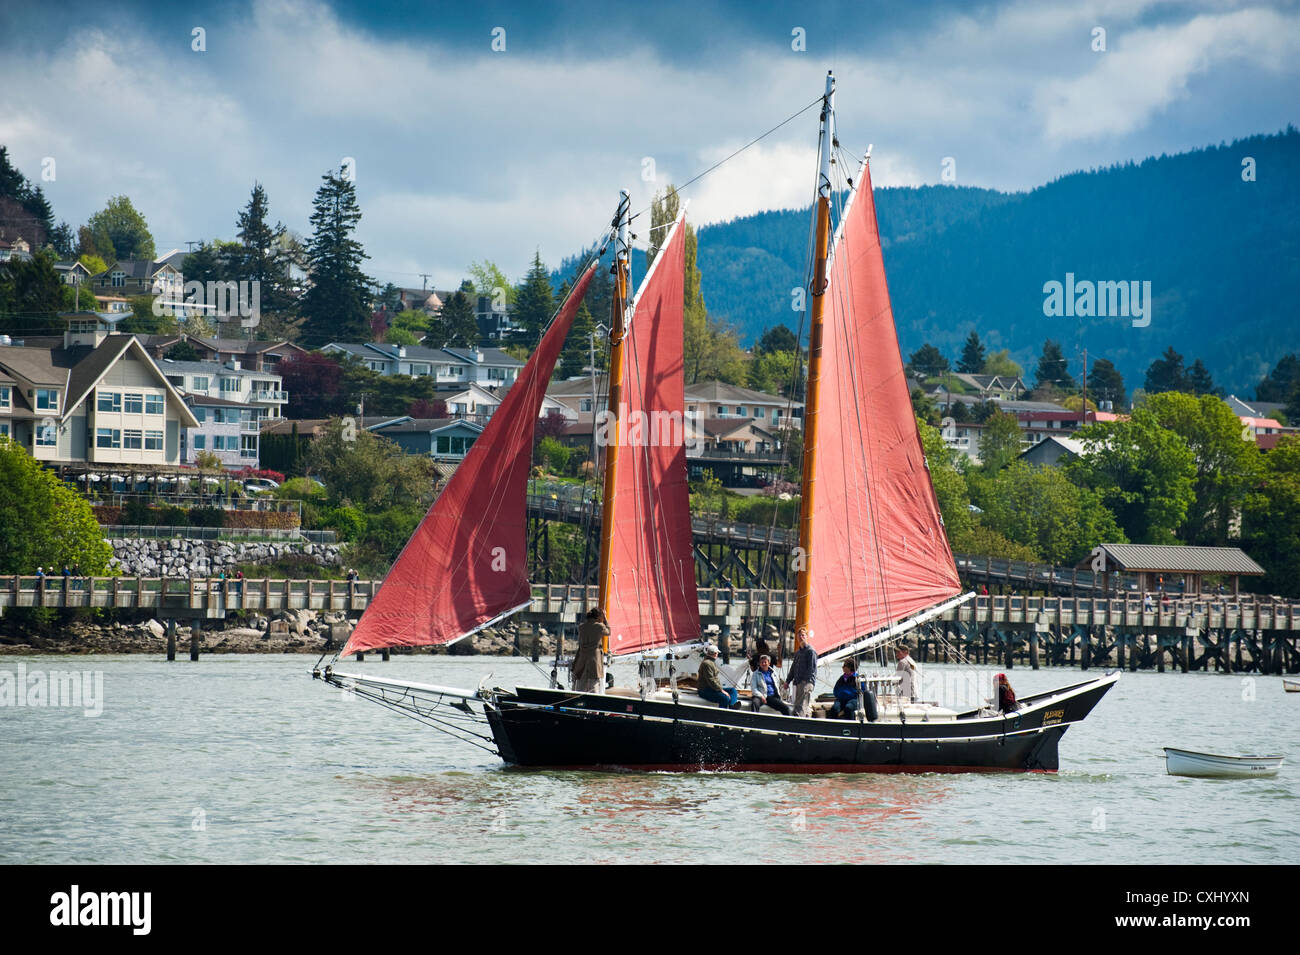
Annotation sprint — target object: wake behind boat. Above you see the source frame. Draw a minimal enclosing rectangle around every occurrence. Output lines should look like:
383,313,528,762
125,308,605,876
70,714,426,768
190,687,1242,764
316,71,1118,773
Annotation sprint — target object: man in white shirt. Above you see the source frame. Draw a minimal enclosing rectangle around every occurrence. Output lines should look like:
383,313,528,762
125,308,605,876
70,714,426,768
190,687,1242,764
894,643,921,702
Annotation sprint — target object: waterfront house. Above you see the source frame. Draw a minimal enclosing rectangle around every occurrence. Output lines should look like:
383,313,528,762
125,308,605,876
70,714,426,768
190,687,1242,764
684,381,804,432
182,394,261,468
0,313,198,466
157,357,288,420
366,417,485,460
322,342,524,388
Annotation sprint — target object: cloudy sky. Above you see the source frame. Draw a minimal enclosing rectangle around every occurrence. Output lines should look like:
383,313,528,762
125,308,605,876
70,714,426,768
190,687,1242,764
2,0,1296,289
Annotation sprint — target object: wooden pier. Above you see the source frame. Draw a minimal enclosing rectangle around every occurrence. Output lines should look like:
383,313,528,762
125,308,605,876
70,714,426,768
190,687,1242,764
3,578,1298,673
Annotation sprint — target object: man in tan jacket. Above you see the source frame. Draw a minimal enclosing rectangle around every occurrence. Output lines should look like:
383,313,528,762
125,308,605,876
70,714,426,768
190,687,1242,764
572,607,609,693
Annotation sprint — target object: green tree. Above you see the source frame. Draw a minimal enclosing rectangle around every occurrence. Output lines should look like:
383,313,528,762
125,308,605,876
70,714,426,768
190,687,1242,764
299,169,371,346
1186,359,1220,397
436,281,480,347
0,249,66,334
1144,391,1260,545
1066,408,1196,544
0,439,113,574
85,195,155,261
1086,357,1127,408
982,349,1023,379
747,349,799,400
511,251,555,347
978,410,1022,472
756,324,797,355
1034,339,1074,392
557,281,595,380
957,329,985,373
974,461,1125,565
1241,436,1300,596
908,343,949,378
1256,353,1300,403
235,182,295,319
917,417,974,551
467,260,515,306
306,419,435,512
1144,346,1190,394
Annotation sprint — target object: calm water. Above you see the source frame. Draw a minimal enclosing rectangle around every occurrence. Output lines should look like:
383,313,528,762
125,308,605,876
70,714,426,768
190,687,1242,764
1,654,1296,864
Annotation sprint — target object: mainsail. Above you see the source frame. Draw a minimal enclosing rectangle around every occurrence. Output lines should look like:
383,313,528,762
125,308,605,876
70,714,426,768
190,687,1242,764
604,211,700,654
803,160,962,657
341,265,596,655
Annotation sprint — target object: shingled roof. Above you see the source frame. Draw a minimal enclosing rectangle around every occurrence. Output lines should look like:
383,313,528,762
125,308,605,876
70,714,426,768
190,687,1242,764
1091,544,1265,576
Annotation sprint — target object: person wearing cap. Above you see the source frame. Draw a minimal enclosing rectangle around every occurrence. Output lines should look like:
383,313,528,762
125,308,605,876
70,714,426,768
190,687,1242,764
572,607,609,693
894,643,921,702
749,654,790,714
786,627,818,717
697,644,738,709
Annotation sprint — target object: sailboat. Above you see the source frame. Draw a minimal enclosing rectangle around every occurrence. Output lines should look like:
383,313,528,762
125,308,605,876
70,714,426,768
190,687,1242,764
317,71,1117,772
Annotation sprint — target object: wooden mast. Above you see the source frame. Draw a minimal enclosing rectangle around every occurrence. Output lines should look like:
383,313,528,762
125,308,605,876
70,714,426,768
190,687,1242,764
795,71,835,639
596,189,631,652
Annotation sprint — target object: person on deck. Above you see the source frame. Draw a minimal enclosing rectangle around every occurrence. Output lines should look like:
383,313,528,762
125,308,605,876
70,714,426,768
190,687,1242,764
749,655,790,714
894,643,921,702
572,607,609,694
995,673,1018,713
697,644,738,709
829,659,860,720
786,628,818,717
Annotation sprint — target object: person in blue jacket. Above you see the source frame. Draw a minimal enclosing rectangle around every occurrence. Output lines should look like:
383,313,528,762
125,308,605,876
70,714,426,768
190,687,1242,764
828,658,860,720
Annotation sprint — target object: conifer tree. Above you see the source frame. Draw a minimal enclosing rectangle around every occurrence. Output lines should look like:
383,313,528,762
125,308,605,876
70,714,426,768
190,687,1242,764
957,330,985,373
236,183,294,319
299,169,371,346
511,251,555,347
1034,339,1074,391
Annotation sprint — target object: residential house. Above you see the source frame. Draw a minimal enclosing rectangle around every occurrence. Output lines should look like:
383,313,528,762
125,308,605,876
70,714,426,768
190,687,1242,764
950,372,1027,401
366,417,485,460
684,381,803,432
90,259,183,300
1018,434,1087,467
185,336,307,372
322,342,524,388
157,358,288,420
54,260,92,286
182,394,261,468
395,287,443,314
0,236,32,263
0,313,198,466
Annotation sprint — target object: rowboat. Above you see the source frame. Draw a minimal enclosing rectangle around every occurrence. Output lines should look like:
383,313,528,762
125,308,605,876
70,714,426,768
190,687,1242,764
1284,678,1300,693
1163,747,1283,778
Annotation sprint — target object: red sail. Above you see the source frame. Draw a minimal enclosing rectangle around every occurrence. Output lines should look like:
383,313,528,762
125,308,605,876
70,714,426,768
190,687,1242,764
804,163,961,656
342,265,596,655
605,216,700,655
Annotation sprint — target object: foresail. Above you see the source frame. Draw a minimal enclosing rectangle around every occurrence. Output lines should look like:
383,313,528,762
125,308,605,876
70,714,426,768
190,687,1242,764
605,213,700,655
805,160,961,657
341,264,597,655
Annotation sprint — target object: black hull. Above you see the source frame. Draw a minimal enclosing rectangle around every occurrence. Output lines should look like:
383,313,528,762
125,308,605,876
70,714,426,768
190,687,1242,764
484,673,1117,773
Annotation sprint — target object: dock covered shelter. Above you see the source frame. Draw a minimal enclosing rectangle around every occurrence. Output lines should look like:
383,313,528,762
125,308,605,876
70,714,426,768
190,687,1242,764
1082,543,1266,596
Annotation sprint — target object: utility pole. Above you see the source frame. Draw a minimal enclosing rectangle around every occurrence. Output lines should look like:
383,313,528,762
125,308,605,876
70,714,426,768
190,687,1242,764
419,273,431,291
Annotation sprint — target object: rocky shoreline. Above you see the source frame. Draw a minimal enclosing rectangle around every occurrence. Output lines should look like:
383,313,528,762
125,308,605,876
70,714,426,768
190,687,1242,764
0,610,574,657
107,537,344,577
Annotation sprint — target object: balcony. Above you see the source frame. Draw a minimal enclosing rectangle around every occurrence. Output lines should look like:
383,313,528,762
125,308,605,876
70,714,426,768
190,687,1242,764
249,390,288,403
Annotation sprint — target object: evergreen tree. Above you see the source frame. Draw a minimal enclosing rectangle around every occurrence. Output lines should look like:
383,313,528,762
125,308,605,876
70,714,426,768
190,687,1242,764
1034,339,1074,391
757,324,797,355
438,281,479,347
957,329,986,373
557,286,596,380
908,343,949,378
0,249,65,335
182,240,239,288
1086,357,1127,408
299,169,371,346
25,186,54,240
511,251,555,347
0,146,25,199
1144,346,1190,394
235,182,294,320
49,221,75,259
1257,353,1300,403
1187,358,1220,397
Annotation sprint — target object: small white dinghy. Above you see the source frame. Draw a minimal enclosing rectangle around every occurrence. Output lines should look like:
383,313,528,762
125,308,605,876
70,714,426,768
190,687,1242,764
1284,678,1300,694
1164,747,1284,778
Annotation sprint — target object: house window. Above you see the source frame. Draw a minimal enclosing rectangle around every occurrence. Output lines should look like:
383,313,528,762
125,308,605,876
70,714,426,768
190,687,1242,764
123,430,143,449
240,436,257,458
0,422,9,438
193,407,206,423
97,391,122,413
436,434,474,456
36,423,57,447
0,386,9,409
95,428,121,449
111,271,125,287
193,435,206,450
579,399,592,412
36,389,58,411
192,376,209,392
220,377,241,393
717,406,728,416
145,394,164,415
145,431,163,450
124,393,143,414
488,367,506,381
736,406,746,417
